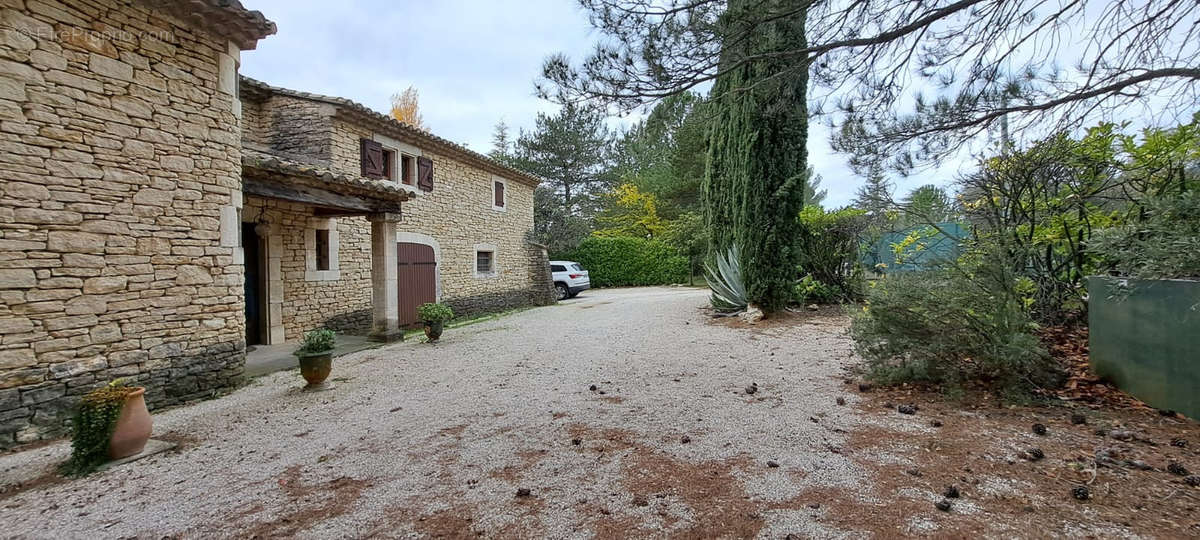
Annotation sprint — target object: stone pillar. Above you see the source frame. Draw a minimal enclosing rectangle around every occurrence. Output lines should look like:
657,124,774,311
368,212,403,342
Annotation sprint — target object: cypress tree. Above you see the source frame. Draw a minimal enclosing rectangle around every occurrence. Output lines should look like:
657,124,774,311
703,0,809,314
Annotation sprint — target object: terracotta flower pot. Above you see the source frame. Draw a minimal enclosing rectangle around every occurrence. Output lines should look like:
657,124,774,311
108,387,152,460
423,321,444,342
296,351,333,387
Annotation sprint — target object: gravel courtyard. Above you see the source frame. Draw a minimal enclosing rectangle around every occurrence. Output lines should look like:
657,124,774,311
6,286,1193,538
0,287,868,538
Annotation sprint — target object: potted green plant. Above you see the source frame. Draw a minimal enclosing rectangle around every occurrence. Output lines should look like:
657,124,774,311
294,328,336,389
416,302,454,342
61,378,152,477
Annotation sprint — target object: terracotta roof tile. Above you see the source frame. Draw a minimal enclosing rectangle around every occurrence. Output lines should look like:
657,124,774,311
242,146,416,202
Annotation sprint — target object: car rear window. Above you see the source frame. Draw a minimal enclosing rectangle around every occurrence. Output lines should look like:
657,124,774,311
550,265,566,272
571,264,583,271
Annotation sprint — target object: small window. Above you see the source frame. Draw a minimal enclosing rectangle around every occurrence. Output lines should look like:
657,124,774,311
315,229,331,271
381,148,396,181
476,251,494,274
494,181,505,207
550,264,566,272
400,154,415,185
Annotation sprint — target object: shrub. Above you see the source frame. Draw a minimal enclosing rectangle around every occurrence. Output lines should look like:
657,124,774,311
793,274,840,305
849,259,1062,396
705,245,747,312
1089,190,1200,279
556,236,688,287
296,328,336,355
795,207,866,302
417,302,455,323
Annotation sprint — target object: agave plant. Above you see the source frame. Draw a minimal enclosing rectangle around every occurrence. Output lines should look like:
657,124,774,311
704,245,747,312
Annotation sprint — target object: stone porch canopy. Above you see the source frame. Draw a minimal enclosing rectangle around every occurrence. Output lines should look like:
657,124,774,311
242,146,416,216
241,146,417,342
138,0,277,50
239,77,543,188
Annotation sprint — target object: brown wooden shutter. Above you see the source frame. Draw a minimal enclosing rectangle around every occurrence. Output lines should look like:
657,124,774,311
360,138,385,178
417,156,434,192
494,181,505,207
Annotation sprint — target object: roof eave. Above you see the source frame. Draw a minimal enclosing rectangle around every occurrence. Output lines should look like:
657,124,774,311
138,0,277,50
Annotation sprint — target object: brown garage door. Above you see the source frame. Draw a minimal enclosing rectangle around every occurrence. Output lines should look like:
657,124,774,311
397,242,437,327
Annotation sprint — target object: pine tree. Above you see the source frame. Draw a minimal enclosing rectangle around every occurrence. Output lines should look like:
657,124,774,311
852,164,894,224
512,103,615,253
901,184,954,225
489,120,512,162
804,166,828,208
704,0,808,314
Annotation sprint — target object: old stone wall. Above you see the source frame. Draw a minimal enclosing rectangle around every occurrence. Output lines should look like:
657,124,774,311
0,0,246,446
242,197,373,340
255,94,333,165
240,95,267,146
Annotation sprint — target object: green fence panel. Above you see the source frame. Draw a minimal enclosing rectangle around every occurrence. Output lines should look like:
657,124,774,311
863,222,967,273
1088,276,1200,420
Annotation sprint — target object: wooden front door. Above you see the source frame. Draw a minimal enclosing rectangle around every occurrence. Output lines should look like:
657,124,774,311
397,242,437,327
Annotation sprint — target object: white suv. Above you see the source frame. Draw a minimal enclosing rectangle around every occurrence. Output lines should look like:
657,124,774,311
550,260,590,300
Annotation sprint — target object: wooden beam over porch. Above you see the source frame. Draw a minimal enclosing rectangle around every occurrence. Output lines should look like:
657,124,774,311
243,176,403,216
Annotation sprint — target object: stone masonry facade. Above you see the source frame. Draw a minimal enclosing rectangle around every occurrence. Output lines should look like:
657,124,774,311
240,79,555,337
0,0,552,447
242,197,374,340
0,0,272,447
328,118,550,318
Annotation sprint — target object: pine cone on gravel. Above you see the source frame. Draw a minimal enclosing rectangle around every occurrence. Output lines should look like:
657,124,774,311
935,499,952,512
943,485,960,498
1184,476,1200,487
1167,462,1190,476
1171,437,1188,448
1032,423,1048,436
1024,448,1045,461
897,404,917,415
1072,486,1090,501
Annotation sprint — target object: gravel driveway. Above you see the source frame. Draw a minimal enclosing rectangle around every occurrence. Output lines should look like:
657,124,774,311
0,287,867,538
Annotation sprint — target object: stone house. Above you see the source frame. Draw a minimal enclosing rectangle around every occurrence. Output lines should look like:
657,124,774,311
237,78,551,345
0,0,551,447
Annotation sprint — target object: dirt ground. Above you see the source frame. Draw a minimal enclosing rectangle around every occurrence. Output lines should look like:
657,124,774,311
1,287,1197,538
828,382,1200,538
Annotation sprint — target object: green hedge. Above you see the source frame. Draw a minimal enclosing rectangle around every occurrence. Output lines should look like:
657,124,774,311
556,236,688,287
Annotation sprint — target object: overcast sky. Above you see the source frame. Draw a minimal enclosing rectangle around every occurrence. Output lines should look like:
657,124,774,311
239,0,968,207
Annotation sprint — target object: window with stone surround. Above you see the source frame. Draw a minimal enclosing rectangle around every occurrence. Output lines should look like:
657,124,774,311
305,219,340,281
381,148,397,181
371,133,421,186
400,154,416,186
315,229,330,270
474,244,498,278
492,176,507,211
